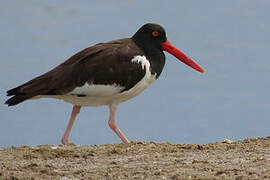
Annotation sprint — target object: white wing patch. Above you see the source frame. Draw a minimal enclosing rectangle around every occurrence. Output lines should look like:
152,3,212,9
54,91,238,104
68,83,124,97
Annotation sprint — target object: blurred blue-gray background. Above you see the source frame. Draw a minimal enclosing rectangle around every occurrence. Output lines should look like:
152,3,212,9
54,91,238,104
1,0,270,147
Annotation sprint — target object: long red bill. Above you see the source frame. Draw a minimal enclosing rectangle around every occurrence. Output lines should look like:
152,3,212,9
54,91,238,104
161,40,205,73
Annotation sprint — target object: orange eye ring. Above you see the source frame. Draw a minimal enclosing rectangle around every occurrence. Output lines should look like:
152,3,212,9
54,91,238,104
152,30,159,37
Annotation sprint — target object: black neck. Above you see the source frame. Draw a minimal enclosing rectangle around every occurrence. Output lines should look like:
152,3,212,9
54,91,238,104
131,35,165,78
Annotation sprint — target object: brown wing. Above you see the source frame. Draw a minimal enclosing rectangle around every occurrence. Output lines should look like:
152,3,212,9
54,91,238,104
5,39,146,106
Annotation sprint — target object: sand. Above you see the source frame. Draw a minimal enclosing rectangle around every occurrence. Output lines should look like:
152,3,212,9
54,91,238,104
1,137,270,180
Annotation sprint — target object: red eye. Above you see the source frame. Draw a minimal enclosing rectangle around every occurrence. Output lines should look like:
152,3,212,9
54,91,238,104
152,30,159,37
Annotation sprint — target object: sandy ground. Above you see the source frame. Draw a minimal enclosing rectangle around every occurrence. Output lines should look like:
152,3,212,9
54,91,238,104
1,137,270,180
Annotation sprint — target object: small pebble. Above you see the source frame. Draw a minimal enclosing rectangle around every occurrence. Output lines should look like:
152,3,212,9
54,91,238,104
222,139,233,144
50,146,59,150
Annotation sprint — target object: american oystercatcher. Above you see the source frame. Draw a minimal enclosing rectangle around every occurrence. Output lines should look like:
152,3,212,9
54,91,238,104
5,23,205,144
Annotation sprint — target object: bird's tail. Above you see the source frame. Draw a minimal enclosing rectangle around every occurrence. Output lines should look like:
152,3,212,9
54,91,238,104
5,84,38,106
5,93,33,106
5,75,52,106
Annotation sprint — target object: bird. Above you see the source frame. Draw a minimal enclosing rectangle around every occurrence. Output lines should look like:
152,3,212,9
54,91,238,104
5,23,205,145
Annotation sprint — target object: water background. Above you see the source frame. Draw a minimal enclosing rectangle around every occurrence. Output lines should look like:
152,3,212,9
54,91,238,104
1,0,270,147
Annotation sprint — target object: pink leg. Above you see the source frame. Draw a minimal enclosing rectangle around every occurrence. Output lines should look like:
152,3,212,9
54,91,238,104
61,105,81,145
108,105,130,143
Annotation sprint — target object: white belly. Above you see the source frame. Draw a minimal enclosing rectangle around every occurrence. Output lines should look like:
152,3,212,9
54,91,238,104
34,55,156,106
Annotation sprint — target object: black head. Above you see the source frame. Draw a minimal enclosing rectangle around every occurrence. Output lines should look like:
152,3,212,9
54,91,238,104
132,23,205,74
132,23,167,52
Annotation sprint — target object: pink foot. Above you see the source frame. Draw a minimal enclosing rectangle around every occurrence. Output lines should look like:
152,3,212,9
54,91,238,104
61,137,69,145
61,105,81,145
